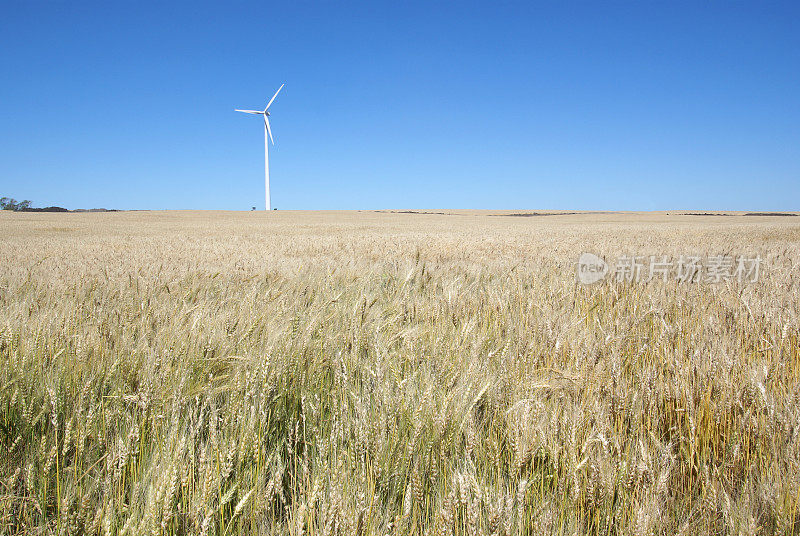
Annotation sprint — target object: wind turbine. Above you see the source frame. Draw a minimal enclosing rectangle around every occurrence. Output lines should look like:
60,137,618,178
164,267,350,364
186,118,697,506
236,83,284,210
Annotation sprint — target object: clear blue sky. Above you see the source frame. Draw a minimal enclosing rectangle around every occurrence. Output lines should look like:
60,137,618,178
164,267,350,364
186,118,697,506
1,1,798,211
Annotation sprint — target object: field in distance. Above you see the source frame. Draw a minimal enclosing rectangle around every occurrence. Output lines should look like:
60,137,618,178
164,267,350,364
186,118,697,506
1,210,799,535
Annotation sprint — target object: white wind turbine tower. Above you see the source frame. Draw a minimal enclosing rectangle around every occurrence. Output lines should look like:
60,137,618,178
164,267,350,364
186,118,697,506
236,83,284,210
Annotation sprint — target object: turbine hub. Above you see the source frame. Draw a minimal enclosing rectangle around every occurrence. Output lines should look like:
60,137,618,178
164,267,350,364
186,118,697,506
265,111,270,116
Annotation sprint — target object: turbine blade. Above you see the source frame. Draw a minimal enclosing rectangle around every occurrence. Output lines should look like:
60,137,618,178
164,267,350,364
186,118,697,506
264,116,274,145
264,83,284,111
235,109,263,114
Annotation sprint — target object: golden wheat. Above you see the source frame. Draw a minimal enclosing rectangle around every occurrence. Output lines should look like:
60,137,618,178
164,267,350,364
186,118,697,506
1,210,799,535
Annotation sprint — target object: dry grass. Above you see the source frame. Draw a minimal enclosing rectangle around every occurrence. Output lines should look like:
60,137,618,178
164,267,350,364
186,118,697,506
1,210,799,535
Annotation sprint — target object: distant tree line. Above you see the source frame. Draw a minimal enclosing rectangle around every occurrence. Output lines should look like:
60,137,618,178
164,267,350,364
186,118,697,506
0,197,32,211
1,197,74,212
0,197,120,212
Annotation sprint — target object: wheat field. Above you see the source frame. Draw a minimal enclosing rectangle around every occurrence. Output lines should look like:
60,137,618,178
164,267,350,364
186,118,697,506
1,210,799,535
